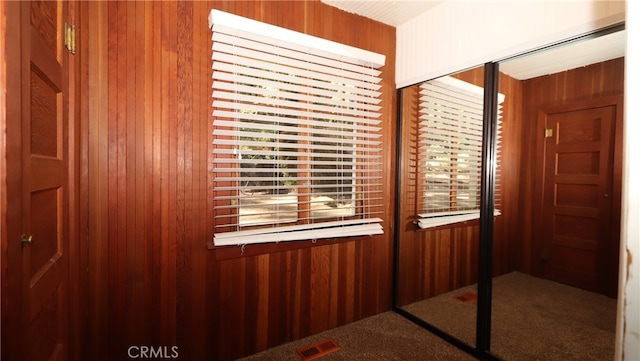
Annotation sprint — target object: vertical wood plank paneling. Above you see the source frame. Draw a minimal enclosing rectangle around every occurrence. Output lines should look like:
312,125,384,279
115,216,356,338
297,247,312,339
145,0,161,348
343,242,354,324
356,241,365,320
0,1,6,356
496,72,522,275
80,1,396,360
162,0,181,354
267,252,284,347
136,0,151,345
177,0,197,358
164,3,179,353
84,2,106,359
328,246,338,329
194,0,210,357
176,5,190,348
107,0,122,356
118,0,130,352
126,0,140,345
65,1,83,358
309,245,331,335
283,252,298,339
255,254,269,351
335,242,347,326
141,0,154,346
242,255,259,356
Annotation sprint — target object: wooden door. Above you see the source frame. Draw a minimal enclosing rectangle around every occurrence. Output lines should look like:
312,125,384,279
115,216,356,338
4,1,71,360
540,98,621,295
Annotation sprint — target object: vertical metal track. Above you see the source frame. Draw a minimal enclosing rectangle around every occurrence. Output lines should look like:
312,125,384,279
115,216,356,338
392,88,403,309
476,62,500,353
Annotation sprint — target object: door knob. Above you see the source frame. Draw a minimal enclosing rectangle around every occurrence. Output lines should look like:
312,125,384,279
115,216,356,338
21,234,33,246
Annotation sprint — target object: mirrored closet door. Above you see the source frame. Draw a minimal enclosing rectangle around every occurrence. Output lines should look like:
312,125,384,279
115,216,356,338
395,65,488,350
491,26,625,361
393,24,625,361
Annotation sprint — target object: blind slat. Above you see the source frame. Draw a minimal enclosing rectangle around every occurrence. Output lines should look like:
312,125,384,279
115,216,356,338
211,65,382,102
214,175,383,182
212,77,381,111
212,90,381,119
212,31,382,77
214,182,383,192
212,44,382,91
213,139,381,154
213,147,382,160
212,119,381,139
212,41,383,89
213,100,381,126
213,111,381,132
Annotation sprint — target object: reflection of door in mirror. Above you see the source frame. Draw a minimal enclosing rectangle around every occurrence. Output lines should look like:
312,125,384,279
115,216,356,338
489,29,624,361
397,65,497,347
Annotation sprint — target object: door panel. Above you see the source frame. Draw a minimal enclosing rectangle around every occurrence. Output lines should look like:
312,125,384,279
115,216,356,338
542,103,616,294
30,69,61,157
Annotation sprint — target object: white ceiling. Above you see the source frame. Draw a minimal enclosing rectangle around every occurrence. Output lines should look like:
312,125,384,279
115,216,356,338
321,0,444,27
321,0,626,80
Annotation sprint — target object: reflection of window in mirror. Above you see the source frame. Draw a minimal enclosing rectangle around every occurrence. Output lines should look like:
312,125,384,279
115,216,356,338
415,76,503,229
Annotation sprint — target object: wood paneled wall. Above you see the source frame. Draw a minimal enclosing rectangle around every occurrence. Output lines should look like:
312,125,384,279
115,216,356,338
78,1,396,360
396,67,521,306
70,0,626,357
512,57,625,275
0,2,8,358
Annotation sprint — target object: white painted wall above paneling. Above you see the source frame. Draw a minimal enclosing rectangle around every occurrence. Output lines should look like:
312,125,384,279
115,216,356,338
395,1,626,88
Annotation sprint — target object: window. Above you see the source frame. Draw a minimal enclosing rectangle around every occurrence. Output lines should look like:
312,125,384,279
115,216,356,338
209,10,385,246
416,76,503,228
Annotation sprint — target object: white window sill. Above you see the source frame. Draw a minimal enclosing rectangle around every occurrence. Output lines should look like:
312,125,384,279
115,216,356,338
417,209,501,229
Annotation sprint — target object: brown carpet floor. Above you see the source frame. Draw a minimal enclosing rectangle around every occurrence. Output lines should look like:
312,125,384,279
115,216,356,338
403,272,617,361
238,311,477,361
239,272,617,361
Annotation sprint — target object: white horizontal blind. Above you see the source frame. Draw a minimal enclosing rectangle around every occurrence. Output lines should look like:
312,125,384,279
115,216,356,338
417,76,503,228
209,10,386,246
